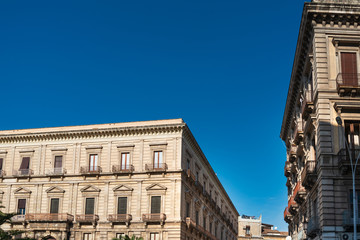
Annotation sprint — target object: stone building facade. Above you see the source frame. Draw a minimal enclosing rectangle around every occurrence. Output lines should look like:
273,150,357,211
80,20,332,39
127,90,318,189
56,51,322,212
280,0,360,239
0,119,238,240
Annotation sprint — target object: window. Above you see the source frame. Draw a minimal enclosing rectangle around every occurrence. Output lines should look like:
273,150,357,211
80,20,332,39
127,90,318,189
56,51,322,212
85,198,95,214
0,158,3,171
153,151,163,169
341,52,358,86
186,159,190,170
118,197,127,214
196,171,199,181
245,225,251,235
150,233,159,240
195,210,199,225
50,198,59,214
19,157,30,172
54,156,63,169
17,199,26,215
83,233,91,240
210,222,213,234
89,154,98,172
121,153,130,170
345,121,360,150
203,215,206,229
151,196,161,214
185,202,190,217
116,233,125,238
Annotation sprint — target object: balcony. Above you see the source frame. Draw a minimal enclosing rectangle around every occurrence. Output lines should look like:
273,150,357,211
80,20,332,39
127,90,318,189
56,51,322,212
307,217,319,237
289,145,297,163
184,169,196,182
336,73,360,96
145,163,167,172
343,210,360,230
284,161,292,177
108,214,132,225
293,181,306,204
284,207,292,223
46,168,67,176
293,127,304,144
112,165,134,174
13,169,34,177
80,166,102,175
288,196,298,215
301,160,316,190
291,162,298,174
142,213,166,225
76,214,99,223
26,213,73,222
301,95,314,120
11,215,26,223
338,149,360,175
303,116,315,135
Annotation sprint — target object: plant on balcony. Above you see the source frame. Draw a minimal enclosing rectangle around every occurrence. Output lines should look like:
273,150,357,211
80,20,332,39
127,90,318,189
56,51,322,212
112,235,144,240
0,203,35,240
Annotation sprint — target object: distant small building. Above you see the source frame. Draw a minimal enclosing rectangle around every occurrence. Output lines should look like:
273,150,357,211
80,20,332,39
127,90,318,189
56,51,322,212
238,215,288,240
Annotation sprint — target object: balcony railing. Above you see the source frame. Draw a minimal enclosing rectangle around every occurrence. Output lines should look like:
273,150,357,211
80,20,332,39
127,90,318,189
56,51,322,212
80,166,102,174
46,168,67,176
0,170,6,177
301,92,314,120
293,126,304,144
338,148,360,175
112,165,134,174
293,181,306,204
301,160,316,190
142,213,166,224
283,207,292,223
11,215,26,222
284,161,292,177
184,169,196,182
145,163,168,172
307,216,319,237
76,214,99,223
26,213,74,222
108,214,132,223
13,169,34,177
336,73,360,96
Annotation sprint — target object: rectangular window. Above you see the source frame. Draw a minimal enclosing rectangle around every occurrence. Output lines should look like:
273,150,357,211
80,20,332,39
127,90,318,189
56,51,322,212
17,199,26,215
89,154,98,171
0,158,3,171
116,233,125,239
210,222,213,234
121,153,130,170
245,226,251,235
151,196,161,214
117,197,127,214
54,156,63,168
85,198,95,214
50,198,59,214
19,157,30,170
83,233,91,240
195,210,199,225
150,233,159,240
203,216,206,229
153,151,163,169
186,159,190,170
341,52,358,86
186,202,190,217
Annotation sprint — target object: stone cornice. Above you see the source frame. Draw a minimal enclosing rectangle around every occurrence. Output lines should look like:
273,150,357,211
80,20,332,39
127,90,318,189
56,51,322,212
0,123,185,143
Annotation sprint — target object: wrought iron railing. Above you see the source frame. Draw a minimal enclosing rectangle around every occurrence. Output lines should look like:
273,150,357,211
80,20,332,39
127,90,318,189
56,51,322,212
80,166,102,174
46,168,67,175
112,165,134,173
145,163,168,172
13,169,34,176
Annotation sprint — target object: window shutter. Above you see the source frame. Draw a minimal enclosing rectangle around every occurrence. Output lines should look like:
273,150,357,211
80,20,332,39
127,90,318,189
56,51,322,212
20,157,30,170
0,158,3,170
54,156,62,168
341,52,358,86
85,198,95,214
18,199,26,209
117,197,127,214
50,198,59,213
151,196,161,214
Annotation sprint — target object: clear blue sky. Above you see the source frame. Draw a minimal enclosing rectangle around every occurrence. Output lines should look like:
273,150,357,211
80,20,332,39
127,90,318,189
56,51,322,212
0,0,306,231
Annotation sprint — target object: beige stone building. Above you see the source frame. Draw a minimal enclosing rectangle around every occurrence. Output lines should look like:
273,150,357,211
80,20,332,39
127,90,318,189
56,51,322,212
237,216,287,240
281,0,360,239
0,119,238,240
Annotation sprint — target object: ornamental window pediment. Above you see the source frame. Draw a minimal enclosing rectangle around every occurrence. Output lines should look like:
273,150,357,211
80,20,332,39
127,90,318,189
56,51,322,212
113,185,133,193
14,187,31,195
46,186,65,194
80,185,101,196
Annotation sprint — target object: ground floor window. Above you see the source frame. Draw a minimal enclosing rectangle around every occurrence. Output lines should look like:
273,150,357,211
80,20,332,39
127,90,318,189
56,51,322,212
150,233,159,240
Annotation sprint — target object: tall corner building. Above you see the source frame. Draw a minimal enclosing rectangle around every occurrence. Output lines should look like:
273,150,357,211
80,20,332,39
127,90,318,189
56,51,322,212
0,119,238,240
280,0,360,239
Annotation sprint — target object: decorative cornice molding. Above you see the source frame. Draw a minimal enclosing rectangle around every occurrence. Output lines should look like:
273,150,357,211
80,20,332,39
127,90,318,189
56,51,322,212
0,124,185,144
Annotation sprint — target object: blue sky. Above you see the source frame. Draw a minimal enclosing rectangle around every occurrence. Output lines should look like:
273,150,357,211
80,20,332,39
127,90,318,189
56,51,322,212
0,0,306,231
